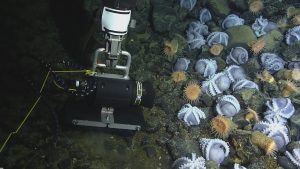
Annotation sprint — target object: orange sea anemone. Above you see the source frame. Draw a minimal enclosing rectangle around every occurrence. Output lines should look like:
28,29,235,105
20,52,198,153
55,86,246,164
287,6,300,18
210,44,224,56
280,80,299,97
248,38,265,55
251,131,277,156
245,107,260,122
211,115,235,138
163,39,178,58
171,71,187,83
292,15,300,25
249,0,264,14
256,70,276,84
183,81,202,103
283,69,300,81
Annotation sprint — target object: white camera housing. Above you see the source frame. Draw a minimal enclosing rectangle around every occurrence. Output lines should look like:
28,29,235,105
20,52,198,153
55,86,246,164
101,7,131,36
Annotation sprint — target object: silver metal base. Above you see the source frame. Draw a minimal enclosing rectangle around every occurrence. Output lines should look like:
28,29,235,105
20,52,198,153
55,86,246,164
72,107,141,131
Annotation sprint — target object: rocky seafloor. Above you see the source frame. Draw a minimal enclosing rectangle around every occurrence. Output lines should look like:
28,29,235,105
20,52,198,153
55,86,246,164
1,0,300,168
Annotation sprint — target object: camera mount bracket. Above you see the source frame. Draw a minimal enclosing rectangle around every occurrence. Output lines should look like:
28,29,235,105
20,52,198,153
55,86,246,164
72,107,141,131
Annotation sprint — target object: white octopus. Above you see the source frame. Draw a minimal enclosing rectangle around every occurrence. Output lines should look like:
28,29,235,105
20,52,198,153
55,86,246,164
251,16,269,37
234,163,247,169
202,72,231,96
207,32,229,47
199,138,230,165
232,79,259,91
253,118,290,150
172,153,206,169
216,95,240,118
285,148,300,167
264,98,295,123
177,104,206,126
195,59,217,77
224,65,246,83
286,25,300,45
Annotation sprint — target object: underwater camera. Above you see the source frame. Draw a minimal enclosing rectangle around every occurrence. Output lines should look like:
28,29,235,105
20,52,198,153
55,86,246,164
62,76,155,135
62,0,154,135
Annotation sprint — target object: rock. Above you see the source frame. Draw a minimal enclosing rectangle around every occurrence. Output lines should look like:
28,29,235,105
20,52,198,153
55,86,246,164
207,0,230,17
277,156,298,169
247,158,266,169
206,160,219,169
58,159,73,169
199,94,214,107
230,0,248,11
287,141,300,151
242,57,261,78
247,157,278,169
144,146,157,158
290,114,300,140
166,122,179,135
214,57,226,71
166,133,200,160
229,132,261,164
152,4,178,33
144,118,161,133
226,25,257,49
281,42,300,61
262,30,283,52
261,81,280,97
233,88,266,113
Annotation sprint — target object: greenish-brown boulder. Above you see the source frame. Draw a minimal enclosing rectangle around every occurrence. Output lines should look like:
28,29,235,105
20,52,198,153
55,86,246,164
262,30,283,52
226,25,257,49
208,0,230,17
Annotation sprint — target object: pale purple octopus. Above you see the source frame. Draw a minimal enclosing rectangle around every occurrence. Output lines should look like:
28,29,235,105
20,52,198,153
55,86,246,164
186,31,206,49
199,138,230,165
195,59,217,77
177,104,206,126
202,72,231,96
253,118,290,150
260,53,285,74
172,153,206,169
252,16,278,37
226,47,249,65
222,14,244,29
179,0,197,11
173,57,191,72
187,21,209,36
216,95,240,118
286,25,300,45
234,163,247,169
232,79,259,91
285,148,300,167
224,65,246,82
264,98,295,123
287,61,300,70
199,8,212,24
207,32,229,47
